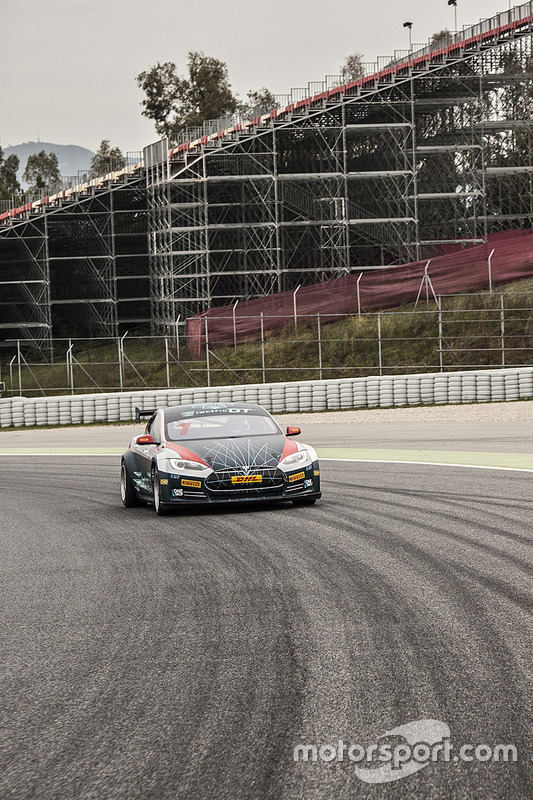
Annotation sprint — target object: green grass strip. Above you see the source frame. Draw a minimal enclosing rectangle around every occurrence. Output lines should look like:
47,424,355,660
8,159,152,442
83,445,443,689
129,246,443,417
0,447,124,456
316,448,533,471
1,445,532,471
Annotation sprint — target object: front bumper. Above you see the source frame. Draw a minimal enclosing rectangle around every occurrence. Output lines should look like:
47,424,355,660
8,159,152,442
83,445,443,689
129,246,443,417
156,461,321,505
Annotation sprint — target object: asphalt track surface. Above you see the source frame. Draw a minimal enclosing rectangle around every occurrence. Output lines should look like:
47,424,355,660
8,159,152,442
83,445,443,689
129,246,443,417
1,424,533,799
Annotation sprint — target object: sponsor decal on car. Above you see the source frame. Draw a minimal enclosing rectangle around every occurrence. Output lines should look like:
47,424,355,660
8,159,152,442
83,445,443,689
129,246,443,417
182,479,202,488
160,479,169,485
314,470,320,476
231,474,263,484
289,471,305,483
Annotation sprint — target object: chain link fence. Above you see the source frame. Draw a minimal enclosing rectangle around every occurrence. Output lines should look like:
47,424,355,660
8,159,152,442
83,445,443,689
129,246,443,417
1,291,533,397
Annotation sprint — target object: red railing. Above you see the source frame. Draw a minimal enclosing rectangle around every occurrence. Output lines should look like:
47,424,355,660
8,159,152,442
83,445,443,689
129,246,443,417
170,3,533,156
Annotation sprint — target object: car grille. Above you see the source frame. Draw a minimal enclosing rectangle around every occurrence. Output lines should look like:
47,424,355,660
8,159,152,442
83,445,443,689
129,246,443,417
204,467,285,494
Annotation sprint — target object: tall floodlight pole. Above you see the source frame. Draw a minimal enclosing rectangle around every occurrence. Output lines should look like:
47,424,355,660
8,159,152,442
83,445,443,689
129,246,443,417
448,0,458,33
403,21,413,51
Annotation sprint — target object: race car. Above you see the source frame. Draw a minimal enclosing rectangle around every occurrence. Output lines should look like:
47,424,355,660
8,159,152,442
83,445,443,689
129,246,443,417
120,401,321,515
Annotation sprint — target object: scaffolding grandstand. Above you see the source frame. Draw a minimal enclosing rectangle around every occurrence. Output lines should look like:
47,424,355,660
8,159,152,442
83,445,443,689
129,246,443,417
2,2,533,352
0,162,149,352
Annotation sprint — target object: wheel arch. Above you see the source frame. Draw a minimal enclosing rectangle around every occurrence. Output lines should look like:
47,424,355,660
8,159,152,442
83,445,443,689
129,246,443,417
122,449,137,471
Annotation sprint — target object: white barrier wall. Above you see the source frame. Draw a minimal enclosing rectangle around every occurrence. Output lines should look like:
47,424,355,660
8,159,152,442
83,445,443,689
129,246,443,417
1,367,533,428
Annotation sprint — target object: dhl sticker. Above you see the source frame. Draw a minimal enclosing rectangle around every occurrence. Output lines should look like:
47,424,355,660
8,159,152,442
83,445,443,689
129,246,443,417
181,479,201,488
231,474,262,484
289,471,305,483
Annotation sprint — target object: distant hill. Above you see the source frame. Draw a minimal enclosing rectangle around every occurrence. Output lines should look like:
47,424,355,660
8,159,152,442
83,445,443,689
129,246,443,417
4,142,95,188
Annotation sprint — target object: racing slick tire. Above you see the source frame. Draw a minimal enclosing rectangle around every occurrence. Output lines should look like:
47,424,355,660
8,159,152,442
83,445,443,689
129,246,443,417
121,460,143,507
152,466,169,516
292,497,317,506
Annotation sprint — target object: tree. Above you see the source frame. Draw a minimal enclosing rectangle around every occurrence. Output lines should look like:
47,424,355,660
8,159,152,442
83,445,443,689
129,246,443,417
184,51,238,128
0,148,21,200
23,150,61,193
137,51,239,138
430,29,452,46
244,87,277,115
90,140,126,178
340,53,365,83
136,61,188,138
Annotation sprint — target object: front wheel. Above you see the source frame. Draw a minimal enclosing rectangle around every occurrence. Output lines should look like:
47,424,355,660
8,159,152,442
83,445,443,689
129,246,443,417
292,497,317,506
121,460,142,507
152,466,169,516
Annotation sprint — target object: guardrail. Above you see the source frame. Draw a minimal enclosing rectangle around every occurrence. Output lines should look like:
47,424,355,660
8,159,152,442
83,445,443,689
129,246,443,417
1,367,532,428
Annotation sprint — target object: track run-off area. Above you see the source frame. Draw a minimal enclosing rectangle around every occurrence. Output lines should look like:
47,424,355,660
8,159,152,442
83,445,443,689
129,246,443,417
1,401,532,799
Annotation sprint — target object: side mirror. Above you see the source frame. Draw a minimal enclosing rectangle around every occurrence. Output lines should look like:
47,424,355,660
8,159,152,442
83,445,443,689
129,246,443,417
286,426,301,436
136,434,155,446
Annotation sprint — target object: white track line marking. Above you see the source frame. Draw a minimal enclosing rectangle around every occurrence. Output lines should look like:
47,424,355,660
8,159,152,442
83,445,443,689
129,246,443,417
1,453,531,473
321,458,533,473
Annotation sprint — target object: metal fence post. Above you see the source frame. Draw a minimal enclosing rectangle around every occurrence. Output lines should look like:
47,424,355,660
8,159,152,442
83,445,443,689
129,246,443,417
357,273,363,318
116,336,122,392
9,355,16,396
205,317,211,387
377,313,382,376
293,285,300,329
233,300,239,351
69,345,75,395
500,293,505,367
317,313,323,380
175,315,181,362
488,248,495,294
66,340,74,395
66,339,71,393
17,340,22,396
165,337,170,388
118,331,128,392
260,312,266,383
438,295,443,372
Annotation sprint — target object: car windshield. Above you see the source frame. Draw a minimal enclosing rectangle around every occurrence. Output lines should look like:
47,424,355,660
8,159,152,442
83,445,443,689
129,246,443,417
165,412,281,441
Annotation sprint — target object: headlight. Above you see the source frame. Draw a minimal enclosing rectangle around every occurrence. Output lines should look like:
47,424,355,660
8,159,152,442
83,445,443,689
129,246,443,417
278,448,312,470
168,458,210,472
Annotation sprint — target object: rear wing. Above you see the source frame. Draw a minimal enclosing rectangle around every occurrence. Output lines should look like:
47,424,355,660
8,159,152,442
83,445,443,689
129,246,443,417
135,407,156,424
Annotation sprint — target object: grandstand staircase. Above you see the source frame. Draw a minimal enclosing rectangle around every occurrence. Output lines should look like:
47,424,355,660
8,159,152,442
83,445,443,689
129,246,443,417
1,163,144,226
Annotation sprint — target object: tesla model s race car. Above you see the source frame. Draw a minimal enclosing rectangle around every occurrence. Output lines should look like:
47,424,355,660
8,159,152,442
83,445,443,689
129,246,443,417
120,402,321,515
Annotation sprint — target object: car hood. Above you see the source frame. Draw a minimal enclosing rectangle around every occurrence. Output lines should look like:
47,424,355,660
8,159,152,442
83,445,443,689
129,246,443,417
165,435,291,472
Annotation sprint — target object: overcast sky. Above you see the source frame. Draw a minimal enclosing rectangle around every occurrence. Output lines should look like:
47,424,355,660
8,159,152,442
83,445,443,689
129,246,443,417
1,0,516,154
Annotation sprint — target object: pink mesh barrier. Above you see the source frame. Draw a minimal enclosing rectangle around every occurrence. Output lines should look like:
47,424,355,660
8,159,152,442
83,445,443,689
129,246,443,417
186,229,533,353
